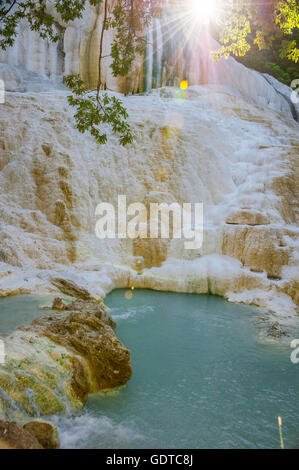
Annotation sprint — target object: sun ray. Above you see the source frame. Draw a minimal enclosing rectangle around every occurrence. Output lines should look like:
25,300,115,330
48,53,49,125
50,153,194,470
144,0,222,88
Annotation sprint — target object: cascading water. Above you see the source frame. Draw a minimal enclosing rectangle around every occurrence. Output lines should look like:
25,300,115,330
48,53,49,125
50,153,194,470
1,291,299,448
55,290,299,449
0,0,297,117
153,18,163,88
144,25,154,92
143,4,207,91
0,0,299,451
0,3,298,331
144,18,163,91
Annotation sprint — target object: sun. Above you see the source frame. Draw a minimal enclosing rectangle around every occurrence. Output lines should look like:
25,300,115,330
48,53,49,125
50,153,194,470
190,0,218,23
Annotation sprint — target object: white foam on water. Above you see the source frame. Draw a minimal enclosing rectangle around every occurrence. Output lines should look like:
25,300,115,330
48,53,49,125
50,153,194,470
112,305,155,321
52,412,145,449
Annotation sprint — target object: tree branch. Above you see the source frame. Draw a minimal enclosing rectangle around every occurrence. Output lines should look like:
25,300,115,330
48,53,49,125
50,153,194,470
97,0,109,101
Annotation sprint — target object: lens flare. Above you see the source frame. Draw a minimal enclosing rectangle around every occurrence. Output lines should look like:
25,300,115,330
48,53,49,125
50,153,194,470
125,290,133,300
190,0,218,23
180,80,188,90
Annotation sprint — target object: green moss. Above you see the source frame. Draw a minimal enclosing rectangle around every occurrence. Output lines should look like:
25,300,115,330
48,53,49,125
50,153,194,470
0,337,77,418
15,372,65,415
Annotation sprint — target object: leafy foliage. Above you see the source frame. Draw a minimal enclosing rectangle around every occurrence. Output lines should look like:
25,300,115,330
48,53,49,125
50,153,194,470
1,0,298,143
211,7,252,61
64,75,133,146
108,0,161,77
0,0,136,145
0,1,102,50
0,0,163,145
275,0,299,34
213,0,299,66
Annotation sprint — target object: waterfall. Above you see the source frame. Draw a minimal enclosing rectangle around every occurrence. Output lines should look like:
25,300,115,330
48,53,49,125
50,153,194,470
144,18,163,91
153,18,163,88
144,26,153,92
0,0,297,117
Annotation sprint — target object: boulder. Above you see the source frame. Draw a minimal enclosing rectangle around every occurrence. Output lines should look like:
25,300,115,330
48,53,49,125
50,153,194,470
65,299,116,329
0,420,43,449
0,301,132,420
26,308,131,393
51,278,92,300
52,297,67,310
266,322,289,339
222,225,291,279
23,420,60,449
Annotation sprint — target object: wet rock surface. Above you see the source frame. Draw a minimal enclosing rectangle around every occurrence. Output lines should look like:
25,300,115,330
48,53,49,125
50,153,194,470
50,278,93,301
23,420,60,449
0,299,132,422
51,297,67,311
51,297,116,329
0,418,59,449
0,420,43,449
266,322,290,339
65,299,116,329
24,303,131,395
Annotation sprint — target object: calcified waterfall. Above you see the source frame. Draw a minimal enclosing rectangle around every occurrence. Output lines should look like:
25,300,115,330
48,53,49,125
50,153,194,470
152,18,163,88
0,0,298,318
143,10,298,118
144,18,164,91
145,25,154,92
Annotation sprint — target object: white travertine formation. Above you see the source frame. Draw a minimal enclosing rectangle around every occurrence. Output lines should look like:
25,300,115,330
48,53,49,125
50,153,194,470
0,1,298,318
0,2,117,88
0,85,298,316
0,1,297,118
